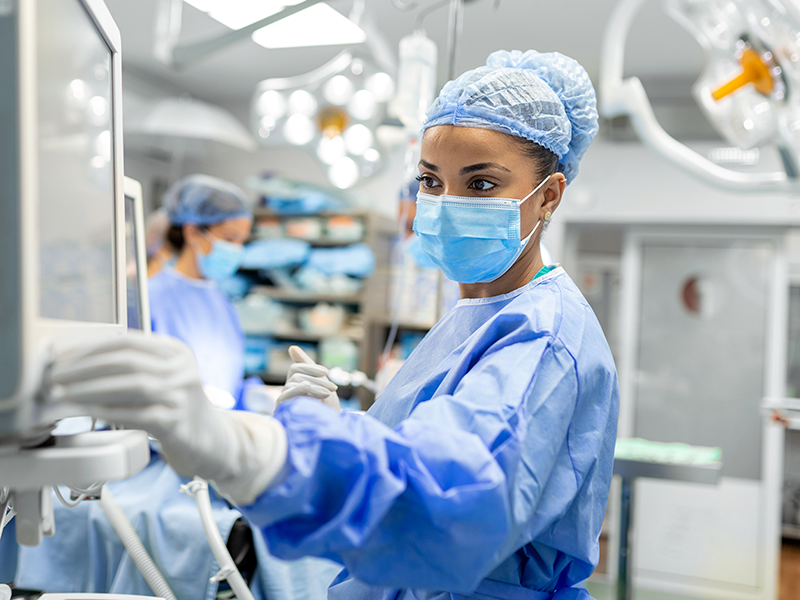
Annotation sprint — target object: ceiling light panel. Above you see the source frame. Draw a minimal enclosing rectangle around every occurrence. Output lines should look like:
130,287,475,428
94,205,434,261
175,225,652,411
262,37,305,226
251,4,366,49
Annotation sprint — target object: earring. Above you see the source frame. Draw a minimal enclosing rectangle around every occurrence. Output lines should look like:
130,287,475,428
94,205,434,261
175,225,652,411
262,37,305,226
544,211,552,221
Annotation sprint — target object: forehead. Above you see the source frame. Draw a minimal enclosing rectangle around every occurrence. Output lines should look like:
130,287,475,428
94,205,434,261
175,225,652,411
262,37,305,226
208,216,252,234
420,125,528,170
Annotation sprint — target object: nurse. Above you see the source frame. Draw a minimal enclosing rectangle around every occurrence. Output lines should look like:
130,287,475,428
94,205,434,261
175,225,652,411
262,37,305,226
149,174,253,407
48,50,619,600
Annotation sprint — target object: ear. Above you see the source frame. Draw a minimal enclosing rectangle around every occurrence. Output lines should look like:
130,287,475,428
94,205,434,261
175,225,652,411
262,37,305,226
183,223,201,245
540,174,566,221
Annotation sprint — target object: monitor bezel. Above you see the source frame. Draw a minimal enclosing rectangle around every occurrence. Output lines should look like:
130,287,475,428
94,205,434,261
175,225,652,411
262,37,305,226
1,0,127,436
123,176,152,334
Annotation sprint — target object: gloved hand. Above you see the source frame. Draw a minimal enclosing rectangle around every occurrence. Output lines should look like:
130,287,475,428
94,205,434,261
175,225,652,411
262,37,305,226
276,346,340,411
44,332,287,505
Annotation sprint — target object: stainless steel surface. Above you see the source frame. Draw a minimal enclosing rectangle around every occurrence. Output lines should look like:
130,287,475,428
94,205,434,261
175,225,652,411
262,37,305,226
613,457,722,484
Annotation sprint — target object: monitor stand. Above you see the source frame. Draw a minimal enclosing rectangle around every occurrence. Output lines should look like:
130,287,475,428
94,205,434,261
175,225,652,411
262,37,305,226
0,430,150,545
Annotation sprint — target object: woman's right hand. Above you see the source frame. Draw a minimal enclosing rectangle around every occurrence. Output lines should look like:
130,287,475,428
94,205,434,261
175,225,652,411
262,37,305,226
277,346,340,411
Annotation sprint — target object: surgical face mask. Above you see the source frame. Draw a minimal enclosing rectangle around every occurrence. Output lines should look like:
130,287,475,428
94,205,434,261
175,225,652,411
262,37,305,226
195,231,245,282
413,175,551,284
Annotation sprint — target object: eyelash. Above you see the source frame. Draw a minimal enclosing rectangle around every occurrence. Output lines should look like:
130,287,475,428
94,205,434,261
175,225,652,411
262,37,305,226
416,175,497,192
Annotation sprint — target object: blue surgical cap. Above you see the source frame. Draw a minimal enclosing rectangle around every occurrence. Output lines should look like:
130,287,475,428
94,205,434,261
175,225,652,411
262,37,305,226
162,174,252,226
421,50,599,183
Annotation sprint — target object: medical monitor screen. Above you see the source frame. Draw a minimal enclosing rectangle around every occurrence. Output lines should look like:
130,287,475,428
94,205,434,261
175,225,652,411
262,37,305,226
124,195,142,330
38,0,116,324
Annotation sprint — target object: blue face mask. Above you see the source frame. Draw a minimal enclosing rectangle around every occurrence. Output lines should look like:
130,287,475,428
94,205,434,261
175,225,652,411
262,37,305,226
413,175,551,284
196,232,245,282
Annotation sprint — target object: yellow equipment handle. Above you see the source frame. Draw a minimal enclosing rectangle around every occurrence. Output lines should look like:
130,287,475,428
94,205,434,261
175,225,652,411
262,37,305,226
711,47,774,101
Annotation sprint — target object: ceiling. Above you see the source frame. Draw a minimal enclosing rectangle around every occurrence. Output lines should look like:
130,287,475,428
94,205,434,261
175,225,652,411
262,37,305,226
106,0,709,118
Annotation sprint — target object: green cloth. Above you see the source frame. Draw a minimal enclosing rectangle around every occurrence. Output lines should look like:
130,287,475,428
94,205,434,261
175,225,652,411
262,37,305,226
615,438,722,465
533,264,557,280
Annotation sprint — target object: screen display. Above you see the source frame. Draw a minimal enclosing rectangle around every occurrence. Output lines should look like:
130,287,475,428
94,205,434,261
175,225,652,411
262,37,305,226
37,0,116,323
124,195,142,330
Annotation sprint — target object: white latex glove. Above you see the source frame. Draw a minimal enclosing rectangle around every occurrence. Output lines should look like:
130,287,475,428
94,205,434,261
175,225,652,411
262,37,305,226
44,332,287,505
276,346,340,411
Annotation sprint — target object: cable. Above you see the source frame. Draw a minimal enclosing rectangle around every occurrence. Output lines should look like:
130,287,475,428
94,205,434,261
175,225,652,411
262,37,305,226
98,484,177,600
181,479,256,600
53,486,88,509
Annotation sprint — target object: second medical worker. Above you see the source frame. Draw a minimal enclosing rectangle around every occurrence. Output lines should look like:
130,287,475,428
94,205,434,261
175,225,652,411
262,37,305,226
48,49,620,600
149,175,253,407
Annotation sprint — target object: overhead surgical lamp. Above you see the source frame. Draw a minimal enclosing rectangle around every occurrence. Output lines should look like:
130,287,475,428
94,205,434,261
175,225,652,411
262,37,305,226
600,0,800,192
251,51,394,189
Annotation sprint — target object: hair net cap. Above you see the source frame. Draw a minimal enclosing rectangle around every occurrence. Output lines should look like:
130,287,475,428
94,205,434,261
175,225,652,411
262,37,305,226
163,174,252,226
421,50,599,183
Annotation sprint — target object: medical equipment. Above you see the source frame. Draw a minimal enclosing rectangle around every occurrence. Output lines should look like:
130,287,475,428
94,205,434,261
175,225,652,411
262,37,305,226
389,31,438,129
181,479,256,600
600,0,800,191
0,0,152,546
123,178,152,334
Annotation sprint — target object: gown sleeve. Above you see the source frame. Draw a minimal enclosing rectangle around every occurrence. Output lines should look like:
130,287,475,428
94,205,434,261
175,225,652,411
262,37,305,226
238,330,586,593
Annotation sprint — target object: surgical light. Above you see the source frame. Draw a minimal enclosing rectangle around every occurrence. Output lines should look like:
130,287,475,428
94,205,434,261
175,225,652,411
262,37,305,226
323,75,355,106
600,0,800,191
251,52,394,188
348,90,377,120
289,90,317,116
328,156,359,189
317,134,346,165
256,90,287,120
366,73,394,103
283,114,314,145
344,124,373,155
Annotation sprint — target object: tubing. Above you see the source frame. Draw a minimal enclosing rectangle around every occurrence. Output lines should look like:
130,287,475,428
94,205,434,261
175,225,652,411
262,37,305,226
189,478,256,600
98,485,177,600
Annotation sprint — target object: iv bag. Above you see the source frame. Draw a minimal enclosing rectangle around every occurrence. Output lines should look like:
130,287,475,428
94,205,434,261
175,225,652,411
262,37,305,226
389,31,438,130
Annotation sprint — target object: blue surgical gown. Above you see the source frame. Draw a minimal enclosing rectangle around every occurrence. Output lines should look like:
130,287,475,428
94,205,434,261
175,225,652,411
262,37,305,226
238,267,620,600
148,268,245,400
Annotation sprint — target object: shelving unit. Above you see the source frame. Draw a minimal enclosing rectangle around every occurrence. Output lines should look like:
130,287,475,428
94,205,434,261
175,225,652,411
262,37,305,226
242,207,397,409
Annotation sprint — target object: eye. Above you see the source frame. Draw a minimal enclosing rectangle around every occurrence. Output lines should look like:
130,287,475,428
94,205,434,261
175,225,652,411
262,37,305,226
415,175,441,190
469,179,496,191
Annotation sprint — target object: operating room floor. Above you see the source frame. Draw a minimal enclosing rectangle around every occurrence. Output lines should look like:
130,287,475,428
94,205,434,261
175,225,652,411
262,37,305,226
586,539,800,600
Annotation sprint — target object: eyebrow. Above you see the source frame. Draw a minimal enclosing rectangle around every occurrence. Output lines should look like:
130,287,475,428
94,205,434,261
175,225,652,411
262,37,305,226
418,160,512,175
460,162,511,175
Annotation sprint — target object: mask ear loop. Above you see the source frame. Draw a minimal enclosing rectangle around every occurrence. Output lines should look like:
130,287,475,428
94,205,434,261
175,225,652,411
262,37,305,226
518,174,553,205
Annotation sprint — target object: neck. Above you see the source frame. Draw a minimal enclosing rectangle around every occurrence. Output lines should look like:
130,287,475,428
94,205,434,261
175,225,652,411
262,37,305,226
458,237,544,299
175,247,203,279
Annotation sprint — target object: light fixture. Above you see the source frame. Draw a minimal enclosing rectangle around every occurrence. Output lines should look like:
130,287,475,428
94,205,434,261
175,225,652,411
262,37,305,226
283,114,315,145
256,90,287,120
328,156,359,189
343,124,372,155
317,135,346,165
289,90,317,116
251,51,394,188
348,90,376,121
251,4,366,49
183,0,366,50
323,76,355,106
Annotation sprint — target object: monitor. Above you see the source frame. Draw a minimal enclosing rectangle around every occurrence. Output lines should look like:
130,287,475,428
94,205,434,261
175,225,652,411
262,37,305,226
123,177,151,334
0,0,126,441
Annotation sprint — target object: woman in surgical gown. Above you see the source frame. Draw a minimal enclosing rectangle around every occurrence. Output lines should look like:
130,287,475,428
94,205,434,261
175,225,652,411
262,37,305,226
149,174,253,407
50,50,619,600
